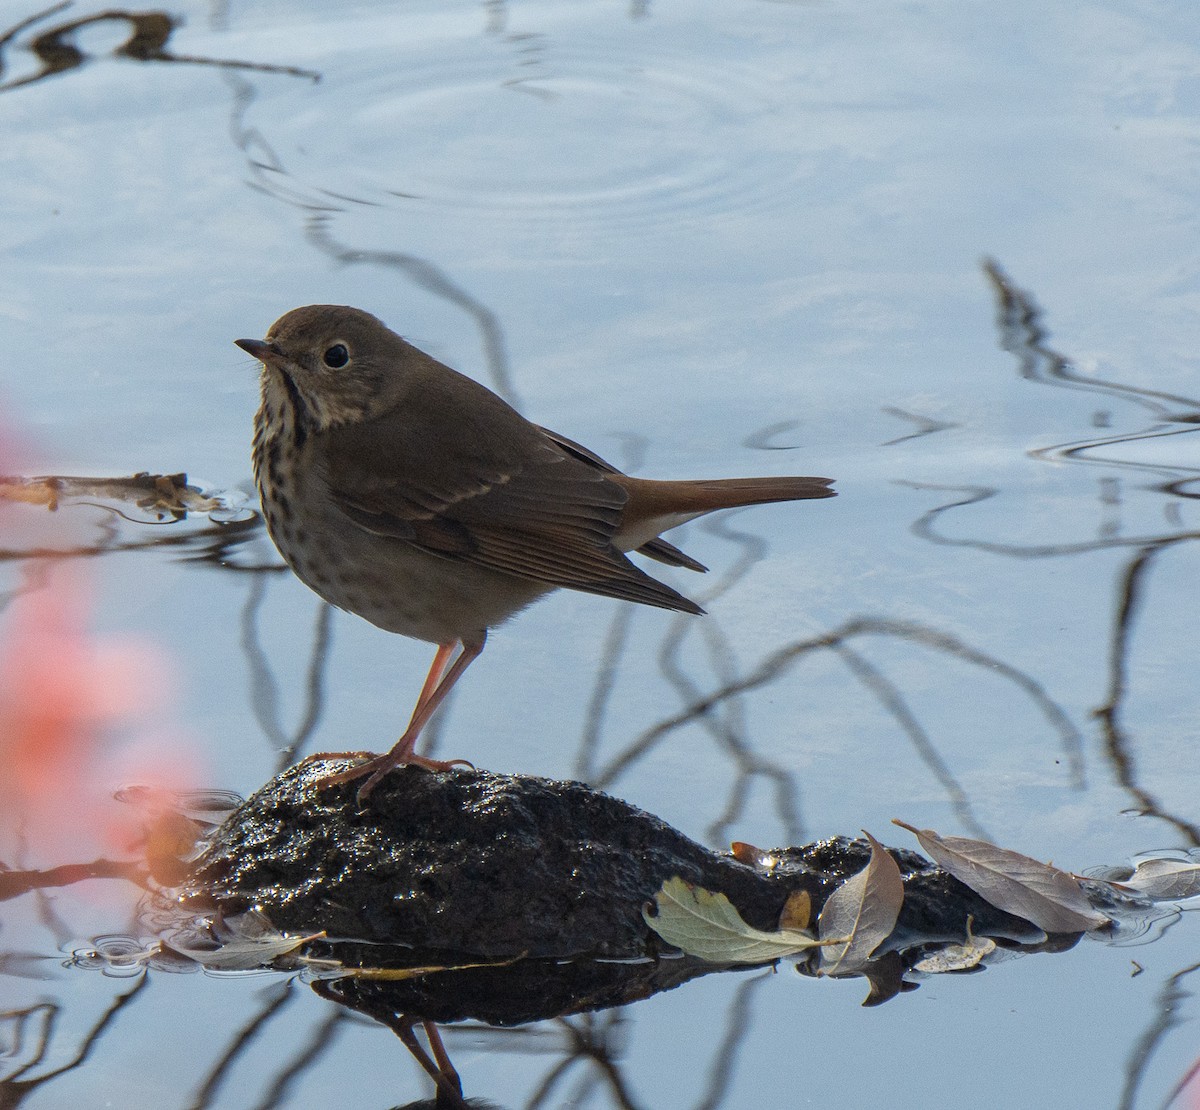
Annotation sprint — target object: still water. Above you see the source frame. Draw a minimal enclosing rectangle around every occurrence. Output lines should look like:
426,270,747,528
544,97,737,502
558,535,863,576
3,1,1200,1106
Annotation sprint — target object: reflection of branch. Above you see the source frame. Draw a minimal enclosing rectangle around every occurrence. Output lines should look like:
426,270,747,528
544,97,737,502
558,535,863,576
575,604,636,782
0,4,317,93
985,258,1200,421
880,406,957,446
571,435,806,842
526,1013,643,1110
187,979,296,1110
238,577,333,770
592,616,1084,822
0,860,143,902
254,1010,350,1110
831,643,991,841
0,511,269,571
693,969,772,1110
1094,539,1200,846
0,977,148,1101
1118,958,1200,1110
903,481,1200,559
657,511,804,845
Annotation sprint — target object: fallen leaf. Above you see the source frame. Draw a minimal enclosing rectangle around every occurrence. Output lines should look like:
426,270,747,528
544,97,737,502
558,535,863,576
167,908,324,970
318,953,525,980
818,831,905,974
914,916,996,973
893,820,1109,932
731,841,777,870
1121,858,1200,901
778,890,812,931
644,876,833,963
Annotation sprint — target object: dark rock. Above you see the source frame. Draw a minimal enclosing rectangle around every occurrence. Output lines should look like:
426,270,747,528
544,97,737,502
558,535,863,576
183,760,1051,959
182,758,830,960
178,759,1072,1024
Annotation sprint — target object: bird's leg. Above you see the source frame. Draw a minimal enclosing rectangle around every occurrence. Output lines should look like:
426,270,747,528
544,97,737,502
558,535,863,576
422,1020,464,1105
317,634,486,800
394,1017,467,1108
401,640,457,728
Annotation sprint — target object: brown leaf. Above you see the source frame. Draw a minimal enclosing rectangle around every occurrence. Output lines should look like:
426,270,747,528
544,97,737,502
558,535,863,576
731,841,777,869
316,954,524,980
892,819,1109,933
817,831,905,974
1122,857,1200,901
778,890,812,931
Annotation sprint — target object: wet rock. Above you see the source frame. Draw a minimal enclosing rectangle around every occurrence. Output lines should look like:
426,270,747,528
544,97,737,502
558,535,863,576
183,759,1043,967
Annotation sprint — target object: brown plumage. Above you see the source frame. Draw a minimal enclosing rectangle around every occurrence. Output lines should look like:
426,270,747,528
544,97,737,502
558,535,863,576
237,305,835,801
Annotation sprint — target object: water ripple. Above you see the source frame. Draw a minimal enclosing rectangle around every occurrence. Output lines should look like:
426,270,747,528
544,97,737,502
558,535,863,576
239,38,804,234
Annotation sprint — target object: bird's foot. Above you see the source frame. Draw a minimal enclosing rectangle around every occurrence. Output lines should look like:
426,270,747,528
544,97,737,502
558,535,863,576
297,750,376,771
310,748,474,805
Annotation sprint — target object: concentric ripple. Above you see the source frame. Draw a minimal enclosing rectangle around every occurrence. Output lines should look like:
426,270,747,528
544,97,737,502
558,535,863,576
242,33,809,234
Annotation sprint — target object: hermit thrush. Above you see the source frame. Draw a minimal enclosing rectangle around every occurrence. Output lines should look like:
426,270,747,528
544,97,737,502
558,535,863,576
237,305,835,801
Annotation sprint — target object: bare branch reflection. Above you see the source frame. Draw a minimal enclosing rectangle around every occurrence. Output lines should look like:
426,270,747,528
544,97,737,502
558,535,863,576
590,615,1080,836
574,435,810,846
526,1013,642,1110
1093,539,1200,845
0,977,149,1104
304,217,521,410
187,978,296,1110
880,405,957,446
970,261,1200,844
223,75,520,408
1117,958,1200,1110
254,1009,351,1110
0,3,317,93
694,969,774,1110
239,576,334,774
985,257,1200,422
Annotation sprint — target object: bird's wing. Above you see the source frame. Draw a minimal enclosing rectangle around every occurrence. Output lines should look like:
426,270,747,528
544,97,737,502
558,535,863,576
537,426,708,573
322,402,702,614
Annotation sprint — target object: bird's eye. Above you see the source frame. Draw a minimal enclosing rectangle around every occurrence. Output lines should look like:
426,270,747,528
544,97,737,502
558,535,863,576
323,344,349,369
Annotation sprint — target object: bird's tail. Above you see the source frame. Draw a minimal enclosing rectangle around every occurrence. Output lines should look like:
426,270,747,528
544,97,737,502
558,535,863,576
612,474,835,554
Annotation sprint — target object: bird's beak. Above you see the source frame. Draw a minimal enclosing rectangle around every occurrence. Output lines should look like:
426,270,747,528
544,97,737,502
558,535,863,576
235,338,280,364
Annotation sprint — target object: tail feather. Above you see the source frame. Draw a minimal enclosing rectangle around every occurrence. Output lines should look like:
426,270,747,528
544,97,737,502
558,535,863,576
615,473,834,514
612,473,835,554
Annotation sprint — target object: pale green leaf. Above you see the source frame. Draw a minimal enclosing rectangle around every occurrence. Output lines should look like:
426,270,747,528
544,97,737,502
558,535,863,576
644,876,830,963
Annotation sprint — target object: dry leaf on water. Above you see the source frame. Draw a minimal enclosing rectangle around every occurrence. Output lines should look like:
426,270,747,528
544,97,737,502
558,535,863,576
1120,858,1200,901
644,876,836,963
914,916,996,973
167,909,325,970
817,830,905,975
305,954,524,980
892,820,1109,933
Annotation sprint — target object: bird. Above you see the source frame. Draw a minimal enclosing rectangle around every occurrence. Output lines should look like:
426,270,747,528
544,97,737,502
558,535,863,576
236,305,835,801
